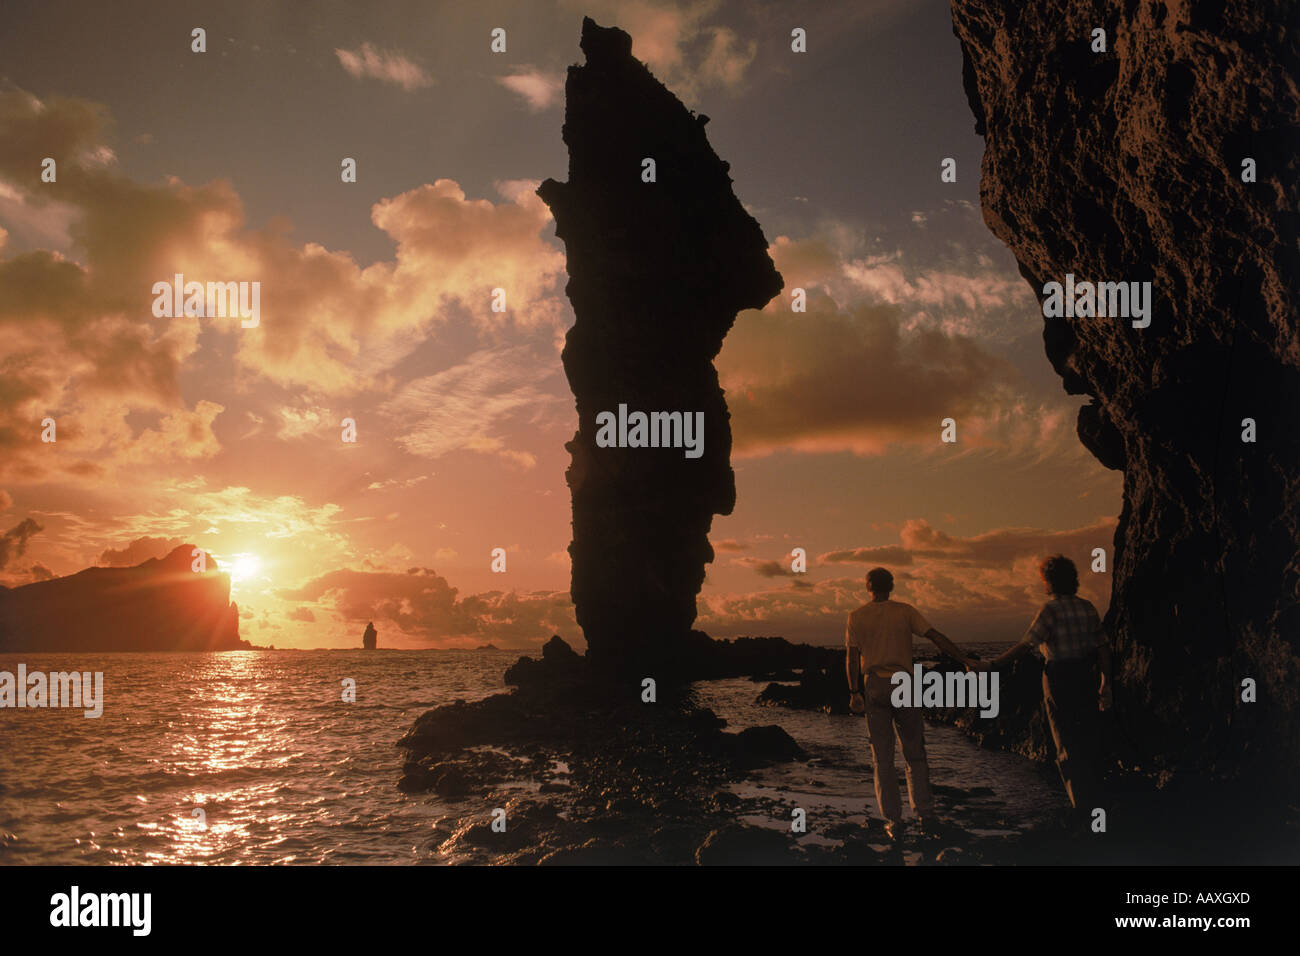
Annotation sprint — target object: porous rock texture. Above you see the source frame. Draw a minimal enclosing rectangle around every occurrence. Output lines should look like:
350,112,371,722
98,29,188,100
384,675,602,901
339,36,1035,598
952,0,1300,788
538,17,782,676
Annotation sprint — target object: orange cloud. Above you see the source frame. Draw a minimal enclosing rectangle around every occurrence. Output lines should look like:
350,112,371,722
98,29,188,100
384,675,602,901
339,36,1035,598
280,566,577,648
497,68,565,110
334,43,433,91
719,302,1011,456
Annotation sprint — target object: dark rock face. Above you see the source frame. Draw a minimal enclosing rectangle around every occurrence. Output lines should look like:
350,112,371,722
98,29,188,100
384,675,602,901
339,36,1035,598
0,545,246,651
952,2,1300,787
538,17,783,674
398,646,822,864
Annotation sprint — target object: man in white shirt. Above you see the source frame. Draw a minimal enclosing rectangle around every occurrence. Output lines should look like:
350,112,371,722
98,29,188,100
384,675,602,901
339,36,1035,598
845,567,971,839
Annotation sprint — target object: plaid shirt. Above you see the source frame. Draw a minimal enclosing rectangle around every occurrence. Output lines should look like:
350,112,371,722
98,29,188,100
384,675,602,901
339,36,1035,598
1023,594,1105,662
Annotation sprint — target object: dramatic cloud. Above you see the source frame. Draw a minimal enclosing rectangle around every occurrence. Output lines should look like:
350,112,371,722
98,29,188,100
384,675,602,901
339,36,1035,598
716,217,1099,463
731,555,794,578
699,517,1118,644
893,517,1117,569
334,43,433,90
563,0,756,100
819,545,914,566
720,302,1012,456
497,68,565,111
768,204,1039,345
0,90,569,485
280,566,577,648
381,345,567,467
0,517,42,569
711,538,748,553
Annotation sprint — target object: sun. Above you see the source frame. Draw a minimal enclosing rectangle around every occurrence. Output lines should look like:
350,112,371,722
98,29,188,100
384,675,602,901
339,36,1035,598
228,553,262,584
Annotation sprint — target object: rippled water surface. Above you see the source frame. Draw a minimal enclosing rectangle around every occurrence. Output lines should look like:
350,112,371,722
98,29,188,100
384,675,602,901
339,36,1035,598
0,648,1059,864
0,650,513,864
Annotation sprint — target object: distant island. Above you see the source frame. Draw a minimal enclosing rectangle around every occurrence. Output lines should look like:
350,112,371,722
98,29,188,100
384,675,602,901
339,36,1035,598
476,643,499,651
0,545,249,652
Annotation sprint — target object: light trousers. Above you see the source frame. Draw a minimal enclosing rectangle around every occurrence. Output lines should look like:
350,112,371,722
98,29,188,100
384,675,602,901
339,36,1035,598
864,672,935,824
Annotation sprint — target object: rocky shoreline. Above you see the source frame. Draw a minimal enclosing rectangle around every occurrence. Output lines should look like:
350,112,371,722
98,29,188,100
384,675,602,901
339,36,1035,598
395,636,1074,864
396,635,1298,864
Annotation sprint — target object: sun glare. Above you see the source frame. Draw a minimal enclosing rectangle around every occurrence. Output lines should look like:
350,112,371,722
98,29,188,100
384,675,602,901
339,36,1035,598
228,554,262,584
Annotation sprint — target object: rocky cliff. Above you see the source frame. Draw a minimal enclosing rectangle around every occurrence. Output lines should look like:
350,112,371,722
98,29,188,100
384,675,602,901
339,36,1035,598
0,544,246,652
538,17,782,675
951,1,1300,788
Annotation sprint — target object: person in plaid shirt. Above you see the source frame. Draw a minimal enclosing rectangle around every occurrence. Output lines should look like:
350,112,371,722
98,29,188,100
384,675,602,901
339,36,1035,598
973,554,1112,817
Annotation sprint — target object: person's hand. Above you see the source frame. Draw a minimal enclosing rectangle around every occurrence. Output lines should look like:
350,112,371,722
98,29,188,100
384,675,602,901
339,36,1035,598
849,692,866,715
1099,683,1113,711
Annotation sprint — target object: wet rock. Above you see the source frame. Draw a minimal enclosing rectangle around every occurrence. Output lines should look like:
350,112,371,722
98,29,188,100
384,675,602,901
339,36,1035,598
539,839,648,866
926,655,1054,763
711,790,742,810
935,846,965,865
428,764,478,799
503,635,590,688
952,1,1300,789
537,17,783,676
722,725,807,769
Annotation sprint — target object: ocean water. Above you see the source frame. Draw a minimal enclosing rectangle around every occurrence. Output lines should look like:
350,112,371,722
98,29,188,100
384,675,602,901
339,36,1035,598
0,648,1058,864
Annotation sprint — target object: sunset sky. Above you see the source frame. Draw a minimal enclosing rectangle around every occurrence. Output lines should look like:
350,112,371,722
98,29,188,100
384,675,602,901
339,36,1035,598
0,0,1120,649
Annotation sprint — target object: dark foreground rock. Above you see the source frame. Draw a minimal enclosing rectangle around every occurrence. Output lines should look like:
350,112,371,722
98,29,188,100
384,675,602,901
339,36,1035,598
537,17,783,676
952,1,1300,792
399,638,822,864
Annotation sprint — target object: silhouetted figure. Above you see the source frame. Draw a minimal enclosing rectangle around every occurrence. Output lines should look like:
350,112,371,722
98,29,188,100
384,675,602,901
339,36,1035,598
362,621,377,650
977,555,1111,818
845,567,972,841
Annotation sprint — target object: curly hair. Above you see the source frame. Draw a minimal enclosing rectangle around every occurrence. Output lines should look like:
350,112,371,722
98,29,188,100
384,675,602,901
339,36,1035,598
866,567,894,595
1039,554,1079,596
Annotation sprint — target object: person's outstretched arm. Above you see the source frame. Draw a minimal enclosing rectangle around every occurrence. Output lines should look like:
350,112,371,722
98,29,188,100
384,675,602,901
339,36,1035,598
980,605,1050,670
923,627,971,667
988,639,1033,668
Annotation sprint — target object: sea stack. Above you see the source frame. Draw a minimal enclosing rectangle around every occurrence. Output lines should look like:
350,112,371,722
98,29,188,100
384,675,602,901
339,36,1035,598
362,621,377,650
538,17,782,676
952,1,1300,789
